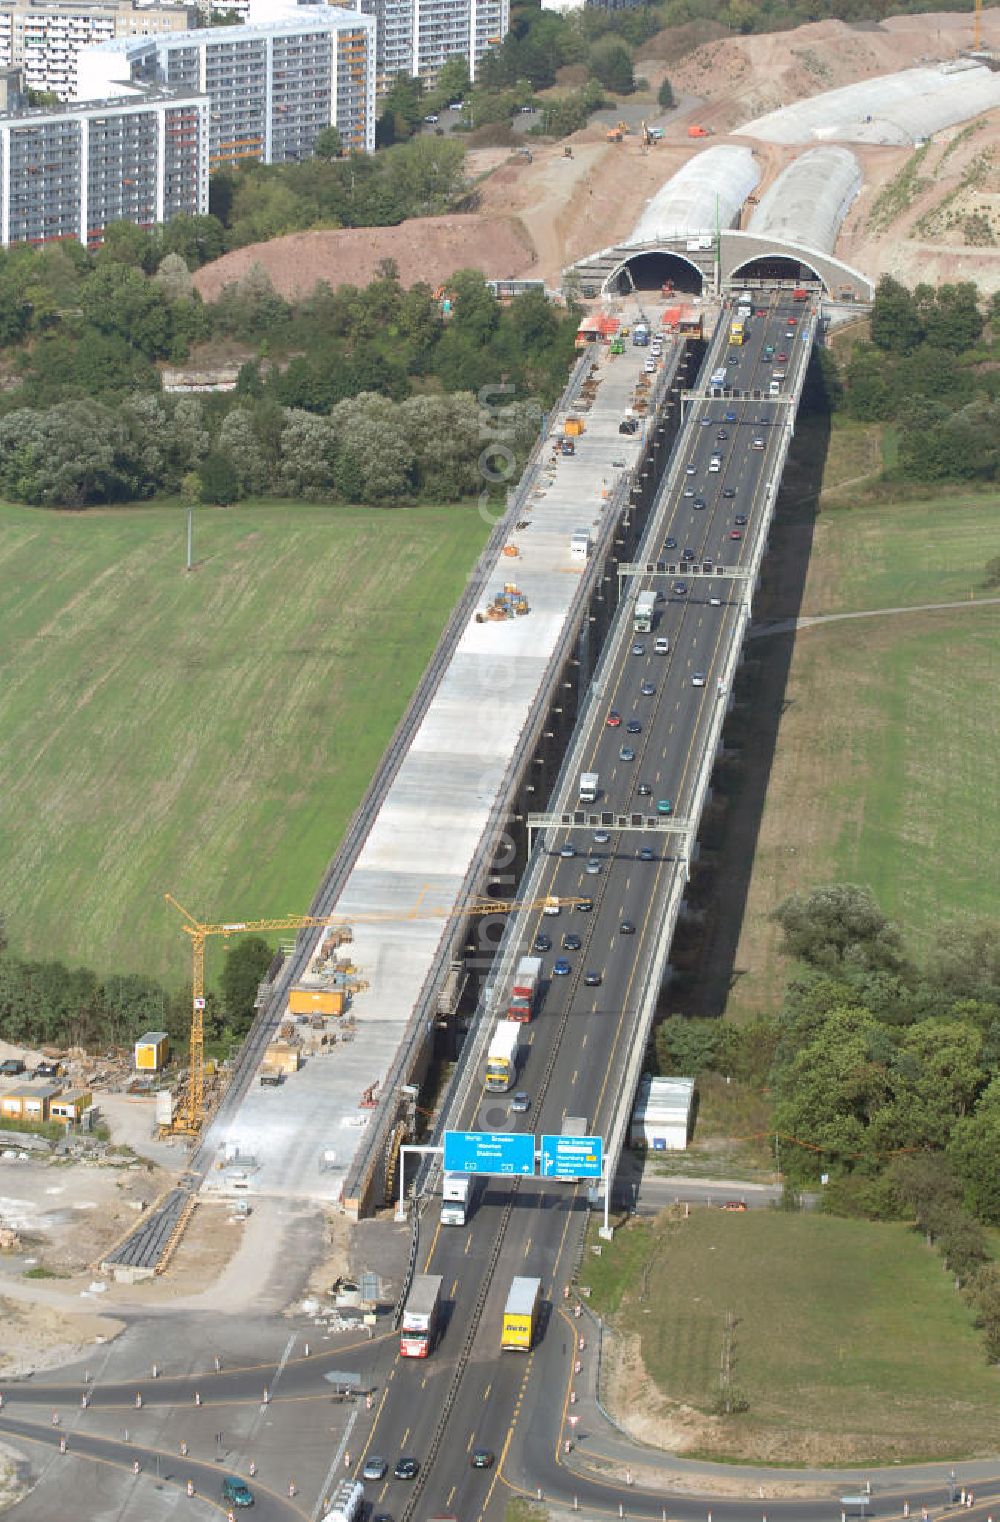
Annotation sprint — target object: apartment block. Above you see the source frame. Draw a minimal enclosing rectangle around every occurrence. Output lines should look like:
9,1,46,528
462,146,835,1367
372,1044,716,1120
0,0,195,101
78,6,375,165
358,0,507,91
0,80,207,245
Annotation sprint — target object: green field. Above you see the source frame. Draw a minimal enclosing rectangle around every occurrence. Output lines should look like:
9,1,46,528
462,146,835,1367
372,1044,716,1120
719,484,1000,1021
0,499,489,983
582,1212,1000,1464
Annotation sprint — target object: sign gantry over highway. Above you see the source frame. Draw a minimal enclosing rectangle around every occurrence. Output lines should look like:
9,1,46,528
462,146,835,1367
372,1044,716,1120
540,1133,603,1179
444,1130,535,1176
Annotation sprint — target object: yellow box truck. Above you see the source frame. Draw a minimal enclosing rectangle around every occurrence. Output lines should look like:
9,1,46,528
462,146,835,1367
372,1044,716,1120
501,1276,541,1351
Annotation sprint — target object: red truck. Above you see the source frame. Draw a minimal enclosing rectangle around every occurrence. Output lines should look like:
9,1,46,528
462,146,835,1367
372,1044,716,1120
508,955,541,1022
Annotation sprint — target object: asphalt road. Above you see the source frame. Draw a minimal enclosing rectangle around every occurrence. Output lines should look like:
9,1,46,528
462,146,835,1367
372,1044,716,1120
337,297,817,1521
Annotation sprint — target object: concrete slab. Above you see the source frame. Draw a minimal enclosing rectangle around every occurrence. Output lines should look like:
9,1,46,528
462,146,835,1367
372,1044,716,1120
204,308,679,1204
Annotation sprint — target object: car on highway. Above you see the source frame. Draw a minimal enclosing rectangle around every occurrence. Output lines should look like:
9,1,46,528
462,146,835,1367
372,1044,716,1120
672,581,688,596
638,846,655,861
583,970,603,987
640,680,656,696
542,899,561,915
618,746,635,762
577,897,593,912
559,843,576,857
777,351,788,362
682,486,695,498
751,436,765,450
626,719,641,733
682,548,695,562
785,329,795,340
692,672,706,687
552,958,571,976
734,514,748,525
631,642,645,656
722,487,736,499
637,782,652,797
363,1457,389,1481
533,933,551,953
692,496,706,510
699,416,711,426
657,798,673,815
606,709,622,727
562,932,582,950
471,1449,495,1469
664,536,677,549
620,920,636,935
685,463,697,474
758,411,771,424
221,1476,254,1508
787,316,798,326
585,857,602,874
716,429,728,440
724,409,738,422
709,596,722,607
729,529,743,540
592,829,610,844
394,1458,420,1481
643,359,656,374
510,1093,530,1114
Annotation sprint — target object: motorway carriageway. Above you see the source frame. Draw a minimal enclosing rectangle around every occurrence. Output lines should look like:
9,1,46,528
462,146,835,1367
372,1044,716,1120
346,294,818,1522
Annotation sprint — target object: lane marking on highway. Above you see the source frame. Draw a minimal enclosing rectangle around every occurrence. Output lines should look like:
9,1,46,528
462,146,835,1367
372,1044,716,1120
401,1426,410,1447
464,1234,473,1255
524,1236,532,1257
580,1032,588,1050
570,1069,578,1086
422,1219,442,1272
314,1405,359,1521
450,1279,459,1299
447,1484,457,1505
482,1383,491,1401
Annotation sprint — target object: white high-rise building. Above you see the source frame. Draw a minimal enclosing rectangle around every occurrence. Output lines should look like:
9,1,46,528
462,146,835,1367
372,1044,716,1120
357,0,508,93
78,4,376,162
0,0,196,101
0,80,207,245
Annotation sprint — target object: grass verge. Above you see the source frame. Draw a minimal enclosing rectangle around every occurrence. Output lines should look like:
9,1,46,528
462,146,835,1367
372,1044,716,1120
582,1211,1000,1464
0,498,490,982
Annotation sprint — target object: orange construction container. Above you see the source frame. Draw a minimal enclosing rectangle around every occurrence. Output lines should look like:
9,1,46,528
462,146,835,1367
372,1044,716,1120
687,124,710,138
564,417,585,437
288,987,345,1017
661,304,682,329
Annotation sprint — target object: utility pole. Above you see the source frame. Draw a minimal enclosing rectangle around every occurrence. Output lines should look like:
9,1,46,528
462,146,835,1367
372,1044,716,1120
186,503,194,573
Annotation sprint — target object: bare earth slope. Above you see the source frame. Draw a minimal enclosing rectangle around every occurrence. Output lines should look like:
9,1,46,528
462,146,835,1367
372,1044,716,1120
193,214,537,300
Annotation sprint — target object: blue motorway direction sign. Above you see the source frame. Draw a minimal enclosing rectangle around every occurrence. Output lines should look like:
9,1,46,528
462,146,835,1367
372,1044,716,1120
443,1130,536,1176
540,1133,603,1180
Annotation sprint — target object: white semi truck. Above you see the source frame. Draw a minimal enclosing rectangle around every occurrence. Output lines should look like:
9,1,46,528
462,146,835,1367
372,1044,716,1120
441,1173,473,1226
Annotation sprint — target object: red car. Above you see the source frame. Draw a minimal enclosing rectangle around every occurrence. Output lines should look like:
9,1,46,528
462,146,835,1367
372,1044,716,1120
787,316,797,326
606,710,622,727
729,529,742,540
777,351,788,362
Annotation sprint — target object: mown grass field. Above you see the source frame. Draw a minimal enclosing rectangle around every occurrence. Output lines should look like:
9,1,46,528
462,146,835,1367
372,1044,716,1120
719,481,1000,1022
0,499,489,983
583,1212,1000,1464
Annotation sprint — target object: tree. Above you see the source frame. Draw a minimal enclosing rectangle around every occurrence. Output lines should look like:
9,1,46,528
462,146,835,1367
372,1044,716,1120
435,56,471,105
218,408,271,495
277,409,338,499
772,885,907,976
154,252,195,303
198,451,240,506
588,38,635,94
313,126,343,160
657,76,674,110
949,1078,1000,1224
771,1005,889,1181
654,1016,720,1075
97,219,155,271
869,275,923,355
220,936,274,1036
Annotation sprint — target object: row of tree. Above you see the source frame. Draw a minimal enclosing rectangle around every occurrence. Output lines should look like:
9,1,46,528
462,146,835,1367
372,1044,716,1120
0,920,274,1055
0,390,541,508
655,886,1000,1227
837,277,1000,483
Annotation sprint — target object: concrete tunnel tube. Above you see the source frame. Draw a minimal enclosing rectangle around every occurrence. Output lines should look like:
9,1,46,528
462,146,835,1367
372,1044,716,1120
605,248,705,297
729,251,827,290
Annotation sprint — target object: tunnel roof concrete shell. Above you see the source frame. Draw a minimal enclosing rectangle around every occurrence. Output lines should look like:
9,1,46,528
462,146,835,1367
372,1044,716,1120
737,61,1000,147
625,145,760,244
747,146,862,255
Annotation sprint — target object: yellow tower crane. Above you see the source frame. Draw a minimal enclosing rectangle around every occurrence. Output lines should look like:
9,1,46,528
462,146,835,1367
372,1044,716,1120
165,889,584,1136
974,0,982,51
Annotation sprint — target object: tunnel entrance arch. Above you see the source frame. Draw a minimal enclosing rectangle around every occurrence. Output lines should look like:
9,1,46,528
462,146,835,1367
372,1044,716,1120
729,253,825,291
606,249,704,298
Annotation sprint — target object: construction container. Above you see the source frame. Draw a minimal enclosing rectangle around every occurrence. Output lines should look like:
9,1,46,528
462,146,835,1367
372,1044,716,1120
564,416,585,437
288,986,345,1017
262,1042,301,1076
134,1031,169,1071
49,1090,93,1125
1,1084,63,1123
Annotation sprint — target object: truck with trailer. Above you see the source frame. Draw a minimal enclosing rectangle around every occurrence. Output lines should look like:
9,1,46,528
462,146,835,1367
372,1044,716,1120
579,771,599,803
400,1273,443,1358
484,1019,520,1092
321,1482,365,1522
509,955,542,1022
634,590,656,632
501,1276,542,1351
441,1173,473,1226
